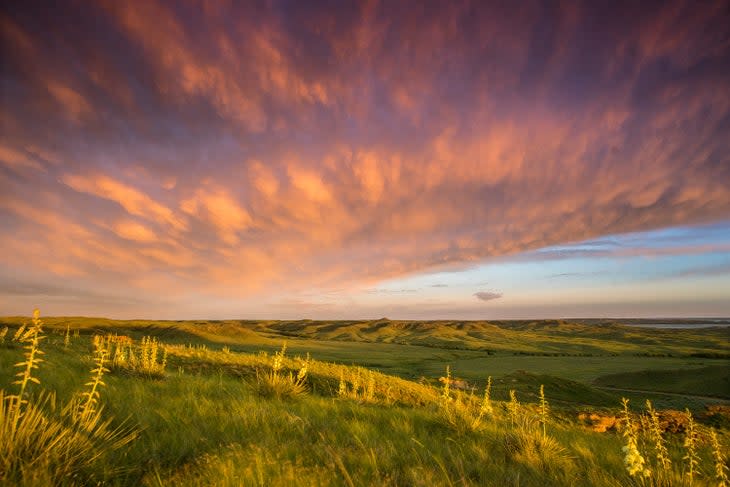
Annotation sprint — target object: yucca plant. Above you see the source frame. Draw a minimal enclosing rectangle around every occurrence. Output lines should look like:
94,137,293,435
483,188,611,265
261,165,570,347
682,408,700,486
104,334,167,378
507,389,520,428
0,310,137,485
7,309,45,428
338,369,347,397
539,384,549,440
12,323,27,343
480,376,493,418
436,368,495,434
1,389,136,485
78,337,110,423
710,428,729,487
620,398,651,481
254,343,308,400
644,399,671,483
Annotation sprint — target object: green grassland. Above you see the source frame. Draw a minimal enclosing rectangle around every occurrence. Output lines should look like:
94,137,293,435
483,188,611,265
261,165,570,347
3,316,727,405
1,315,728,486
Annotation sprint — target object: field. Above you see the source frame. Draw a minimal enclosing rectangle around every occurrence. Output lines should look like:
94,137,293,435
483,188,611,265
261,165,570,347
1,313,728,486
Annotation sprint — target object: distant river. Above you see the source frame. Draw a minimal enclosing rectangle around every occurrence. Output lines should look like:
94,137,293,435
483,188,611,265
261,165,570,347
624,323,730,329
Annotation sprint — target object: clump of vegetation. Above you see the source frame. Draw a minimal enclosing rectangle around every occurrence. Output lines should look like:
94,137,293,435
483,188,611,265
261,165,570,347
683,409,701,485
254,343,309,399
337,365,379,403
504,428,575,477
0,311,728,486
620,398,651,479
437,366,495,434
645,399,672,483
98,334,168,378
538,384,549,439
0,310,136,486
710,428,729,487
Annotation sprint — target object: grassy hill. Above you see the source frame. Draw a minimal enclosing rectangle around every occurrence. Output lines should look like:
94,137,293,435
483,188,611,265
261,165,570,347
1,314,728,485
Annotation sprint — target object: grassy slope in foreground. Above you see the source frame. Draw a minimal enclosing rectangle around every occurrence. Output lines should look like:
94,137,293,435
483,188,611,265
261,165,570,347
1,325,729,487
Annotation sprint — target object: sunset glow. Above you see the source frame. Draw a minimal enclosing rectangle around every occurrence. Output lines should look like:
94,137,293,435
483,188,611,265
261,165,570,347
1,1,729,318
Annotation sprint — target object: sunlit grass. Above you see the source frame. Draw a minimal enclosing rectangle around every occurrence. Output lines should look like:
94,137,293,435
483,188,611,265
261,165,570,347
0,310,727,486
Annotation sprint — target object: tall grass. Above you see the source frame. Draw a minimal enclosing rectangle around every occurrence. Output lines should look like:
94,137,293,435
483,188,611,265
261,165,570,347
620,398,651,480
0,310,136,486
0,310,727,486
254,343,309,399
683,409,700,485
710,428,729,487
102,334,167,378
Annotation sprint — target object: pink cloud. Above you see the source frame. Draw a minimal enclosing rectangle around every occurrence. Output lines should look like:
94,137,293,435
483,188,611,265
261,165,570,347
0,1,728,316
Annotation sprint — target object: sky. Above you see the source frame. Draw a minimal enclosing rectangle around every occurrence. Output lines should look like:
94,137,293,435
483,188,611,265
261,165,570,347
1,1,729,320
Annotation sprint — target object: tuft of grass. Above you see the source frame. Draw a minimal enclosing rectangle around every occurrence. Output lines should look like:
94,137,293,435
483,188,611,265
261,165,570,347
254,343,309,400
0,388,137,486
504,428,575,477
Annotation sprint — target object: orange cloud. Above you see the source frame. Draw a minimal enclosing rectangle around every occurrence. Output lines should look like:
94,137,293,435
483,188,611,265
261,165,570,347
111,220,158,242
181,185,252,245
0,1,728,317
0,145,43,171
62,174,187,231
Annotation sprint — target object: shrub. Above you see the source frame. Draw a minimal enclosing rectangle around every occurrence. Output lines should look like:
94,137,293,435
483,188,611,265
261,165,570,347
254,343,309,400
102,334,168,378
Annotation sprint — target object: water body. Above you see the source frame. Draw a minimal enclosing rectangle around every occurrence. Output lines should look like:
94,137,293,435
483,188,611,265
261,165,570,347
624,323,730,329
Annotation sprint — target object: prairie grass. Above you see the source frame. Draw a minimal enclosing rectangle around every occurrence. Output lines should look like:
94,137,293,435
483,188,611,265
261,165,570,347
683,409,700,485
104,334,168,378
710,428,729,487
64,323,71,348
0,310,136,486
254,344,309,399
646,399,672,482
0,311,727,486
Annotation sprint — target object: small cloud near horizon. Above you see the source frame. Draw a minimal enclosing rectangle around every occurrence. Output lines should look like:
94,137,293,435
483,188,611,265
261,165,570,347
474,291,503,302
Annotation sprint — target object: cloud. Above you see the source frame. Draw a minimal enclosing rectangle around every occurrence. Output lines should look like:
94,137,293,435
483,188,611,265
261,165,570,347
0,1,728,316
474,291,503,302
671,263,730,279
365,288,419,294
180,184,252,245
62,174,186,231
